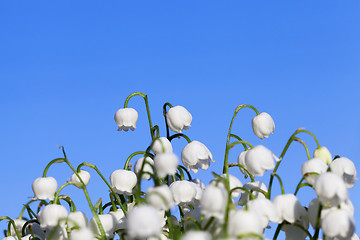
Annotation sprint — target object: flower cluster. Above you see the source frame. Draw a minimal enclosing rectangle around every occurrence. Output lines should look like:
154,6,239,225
1,92,357,240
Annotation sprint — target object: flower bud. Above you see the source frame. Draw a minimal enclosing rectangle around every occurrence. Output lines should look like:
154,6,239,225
110,169,137,195
166,106,192,133
88,214,115,239
301,158,328,185
114,108,138,131
321,209,355,239
134,156,154,180
67,211,88,229
38,204,68,229
244,145,279,177
70,170,91,187
154,152,178,178
32,177,58,200
70,228,96,240
147,185,175,211
151,137,173,154
238,181,268,206
170,180,197,206
330,157,357,188
181,230,212,240
200,184,227,220
314,146,332,165
314,172,348,207
252,112,275,139
181,141,214,173
228,210,263,238
272,194,307,224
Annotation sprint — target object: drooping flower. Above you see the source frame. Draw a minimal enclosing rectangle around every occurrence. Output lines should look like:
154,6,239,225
200,184,227,220
166,106,192,133
147,185,175,211
247,198,279,229
330,157,357,188
154,152,179,178
151,137,173,154
181,141,214,173
169,180,197,206
181,230,212,240
301,158,328,185
70,170,91,187
272,194,307,224
32,177,58,200
70,228,96,240
114,108,138,131
38,204,68,229
67,211,88,229
210,174,243,199
314,146,332,165
321,209,355,240
134,156,154,180
237,150,249,178
109,210,126,231
314,172,348,207
227,210,263,238
252,112,275,140
238,181,268,206
244,145,279,177
8,218,26,237
126,205,163,240
89,214,115,239
281,224,308,240
110,169,137,195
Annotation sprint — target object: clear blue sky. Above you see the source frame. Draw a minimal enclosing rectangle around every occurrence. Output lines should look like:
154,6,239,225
1,1,359,238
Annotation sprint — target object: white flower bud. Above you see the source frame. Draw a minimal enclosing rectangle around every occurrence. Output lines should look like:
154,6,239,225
88,214,115,239
321,209,355,239
181,230,212,240
252,112,275,139
126,205,162,240
247,198,279,229
154,152,178,178
109,210,126,231
70,228,96,240
151,137,173,154
110,169,137,195
301,158,328,185
314,146,332,165
166,106,192,133
330,157,357,188
210,174,243,199
238,181,268,206
228,210,263,238
67,211,88,229
70,170,91,187
134,156,154,180
272,194,307,224
32,177,58,200
147,185,174,211
114,108,138,131
200,184,227,220
181,141,214,173
170,180,197,206
38,204,68,229
314,172,348,207
9,218,26,236
237,150,249,178
244,145,279,177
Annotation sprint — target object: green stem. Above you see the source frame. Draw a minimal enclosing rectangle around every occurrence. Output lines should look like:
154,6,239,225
229,134,249,150
271,172,285,195
313,204,323,239
42,158,66,177
124,92,154,139
0,217,22,239
163,102,173,139
293,137,311,160
228,163,254,182
18,199,37,219
123,151,148,171
168,133,191,143
178,165,192,181
228,140,254,150
53,182,75,204
273,222,284,240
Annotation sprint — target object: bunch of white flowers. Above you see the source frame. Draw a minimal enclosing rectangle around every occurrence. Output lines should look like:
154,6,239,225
1,92,357,240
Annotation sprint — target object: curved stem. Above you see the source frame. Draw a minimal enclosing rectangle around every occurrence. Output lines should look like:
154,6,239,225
168,133,191,143
53,182,75,204
178,165,192,181
228,163,254,182
124,92,154,139
123,151,148,171
293,137,311,160
228,140,254,150
18,199,37,219
42,158,66,177
163,102,173,139
271,172,285,195
293,223,314,240
229,134,249,150
0,217,22,239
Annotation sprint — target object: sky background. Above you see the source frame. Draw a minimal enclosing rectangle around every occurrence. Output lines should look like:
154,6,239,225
0,1,359,239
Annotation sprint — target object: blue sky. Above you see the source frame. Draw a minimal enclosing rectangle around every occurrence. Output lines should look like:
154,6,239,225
1,1,359,238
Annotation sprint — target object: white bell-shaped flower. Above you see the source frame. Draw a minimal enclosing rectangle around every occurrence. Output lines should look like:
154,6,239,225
227,210,263,238
134,156,154,180
321,209,355,240
151,137,173,154
272,194,307,224
166,106,192,133
181,230,212,240
314,146,332,165
70,170,91,187
67,211,88,229
210,174,243,199
301,158,328,185
200,184,227,220
70,228,96,240
170,180,197,206
126,205,162,240
38,204,68,229
244,145,279,177
314,172,348,207
114,108,138,131
109,210,126,231
154,152,179,178
110,169,137,195
147,185,175,211
89,214,115,239
281,224,308,240
247,198,279,229
181,141,214,173
32,177,58,200
252,112,275,140
45,226,68,240
330,157,357,188
237,150,250,178
8,218,26,236
238,181,268,206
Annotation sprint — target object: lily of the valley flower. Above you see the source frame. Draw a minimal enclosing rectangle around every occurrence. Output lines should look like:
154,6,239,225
246,198,279,229
321,209,355,240
252,112,275,140
32,177,58,200
147,185,175,211
134,156,154,180
244,145,279,177
151,137,173,154
238,181,268,206
70,228,96,240
70,170,91,187
67,211,88,229
227,210,263,238
154,152,179,178
272,194,307,224
170,180,197,206
114,108,138,131
314,146,332,165
110,169,137,195
126,205,163,240
181,141,214,173
89,214,115,239
181,230,212,240
166,106,192,133
314,172,348,207
200,184,227,220
330,157,357,188
38,204,68,229
301,158,328,185
210,174,243,199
